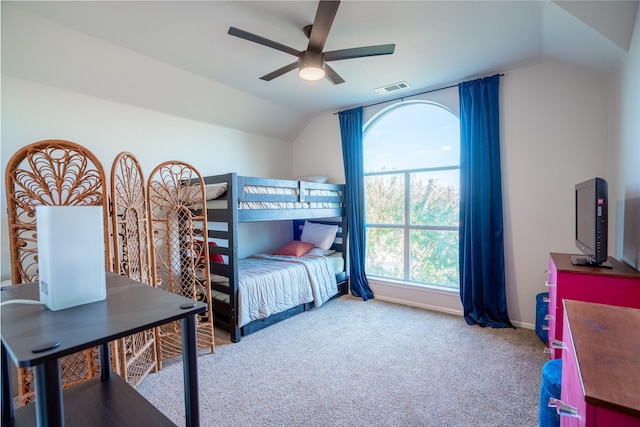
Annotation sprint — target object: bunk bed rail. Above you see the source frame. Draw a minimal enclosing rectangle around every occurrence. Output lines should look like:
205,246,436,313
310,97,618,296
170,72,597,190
202,173,345,222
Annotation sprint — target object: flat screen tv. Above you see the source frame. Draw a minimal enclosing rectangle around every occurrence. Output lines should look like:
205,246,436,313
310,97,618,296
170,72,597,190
572,177,612,268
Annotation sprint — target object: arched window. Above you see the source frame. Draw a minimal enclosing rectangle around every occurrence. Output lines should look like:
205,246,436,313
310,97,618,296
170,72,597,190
363,101,460,289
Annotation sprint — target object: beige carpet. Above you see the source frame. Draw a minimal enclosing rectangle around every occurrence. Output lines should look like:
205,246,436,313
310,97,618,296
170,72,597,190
137,295,548,426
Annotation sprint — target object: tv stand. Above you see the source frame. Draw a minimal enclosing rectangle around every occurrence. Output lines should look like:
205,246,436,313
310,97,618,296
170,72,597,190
570,255,613,269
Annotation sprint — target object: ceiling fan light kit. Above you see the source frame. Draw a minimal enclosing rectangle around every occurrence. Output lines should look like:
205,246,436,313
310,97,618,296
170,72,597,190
298,51,325,80
228,0,395,85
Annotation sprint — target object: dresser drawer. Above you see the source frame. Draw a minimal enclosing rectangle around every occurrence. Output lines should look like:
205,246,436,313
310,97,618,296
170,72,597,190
560,311,587,426
547,253,640,360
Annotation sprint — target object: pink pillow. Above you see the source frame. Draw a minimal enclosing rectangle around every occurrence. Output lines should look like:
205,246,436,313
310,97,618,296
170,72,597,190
206,241,225,264
197,239,225,264
272,241,314,257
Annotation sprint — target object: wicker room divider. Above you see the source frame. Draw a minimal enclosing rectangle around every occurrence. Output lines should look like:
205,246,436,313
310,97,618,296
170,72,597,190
4,139,113,405
110,152,158,387
147,161,215,367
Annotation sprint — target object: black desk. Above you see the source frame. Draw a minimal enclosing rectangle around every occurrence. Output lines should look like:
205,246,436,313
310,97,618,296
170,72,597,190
1,272,206,427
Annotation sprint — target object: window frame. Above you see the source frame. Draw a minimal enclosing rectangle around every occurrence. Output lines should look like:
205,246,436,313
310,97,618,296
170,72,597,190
363,101,460,289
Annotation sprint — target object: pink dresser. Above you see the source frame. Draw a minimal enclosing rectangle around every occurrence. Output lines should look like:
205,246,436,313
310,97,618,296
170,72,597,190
557,300,640,426
546,253,640,359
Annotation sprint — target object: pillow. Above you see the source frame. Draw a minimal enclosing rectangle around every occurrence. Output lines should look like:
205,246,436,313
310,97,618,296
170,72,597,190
300,221,338,250
307,247,336,257
296,175,329,183
204,183,227,200
206,241,225,264
196,239,225,263
272,241,315,257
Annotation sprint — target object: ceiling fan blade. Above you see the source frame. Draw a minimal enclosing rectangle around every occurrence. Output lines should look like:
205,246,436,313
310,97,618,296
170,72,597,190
259,61,299,81
307,1,340,52
324,64,345,85
228,27,300,57
325,44,396,61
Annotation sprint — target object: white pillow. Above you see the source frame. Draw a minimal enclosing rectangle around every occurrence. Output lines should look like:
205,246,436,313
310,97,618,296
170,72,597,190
296,175,329,183
301,221,338,250
204,183,227,200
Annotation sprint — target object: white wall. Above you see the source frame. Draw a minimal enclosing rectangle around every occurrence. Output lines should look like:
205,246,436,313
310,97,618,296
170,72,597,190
500,59,610,327
292,59,615,328
0,77,294,280
609,7,640,270
292,114,345,184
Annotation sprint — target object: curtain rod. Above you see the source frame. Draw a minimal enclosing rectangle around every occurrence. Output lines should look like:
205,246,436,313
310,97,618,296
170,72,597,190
334,73,505,115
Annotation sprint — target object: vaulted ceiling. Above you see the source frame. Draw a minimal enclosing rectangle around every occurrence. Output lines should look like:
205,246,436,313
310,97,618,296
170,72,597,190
2,1,637,140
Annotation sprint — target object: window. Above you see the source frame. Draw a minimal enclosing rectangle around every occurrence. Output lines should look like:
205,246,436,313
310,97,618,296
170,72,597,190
364,102,460,289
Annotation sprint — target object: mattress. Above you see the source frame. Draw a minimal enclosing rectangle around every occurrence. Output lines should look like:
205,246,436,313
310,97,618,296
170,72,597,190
205,183,341,210
210,253,340,327
210,253,344,286
325,253,344,275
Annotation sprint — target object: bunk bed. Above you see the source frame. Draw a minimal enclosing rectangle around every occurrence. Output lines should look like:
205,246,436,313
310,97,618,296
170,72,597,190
200,173,348,343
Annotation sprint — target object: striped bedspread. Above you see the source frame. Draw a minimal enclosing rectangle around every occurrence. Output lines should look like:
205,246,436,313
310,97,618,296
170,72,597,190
237,254,338,327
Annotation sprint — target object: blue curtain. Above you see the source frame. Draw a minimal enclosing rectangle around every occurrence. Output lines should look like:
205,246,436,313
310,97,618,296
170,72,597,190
458,74,513,328
338,107,374,300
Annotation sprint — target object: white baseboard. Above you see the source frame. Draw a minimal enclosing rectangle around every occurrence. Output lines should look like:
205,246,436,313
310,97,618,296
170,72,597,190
510,320,535,330
369,278,535,330
373,294,464,317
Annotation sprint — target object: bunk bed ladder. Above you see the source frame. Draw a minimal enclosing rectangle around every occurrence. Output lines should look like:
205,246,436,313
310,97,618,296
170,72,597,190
205,173,241,343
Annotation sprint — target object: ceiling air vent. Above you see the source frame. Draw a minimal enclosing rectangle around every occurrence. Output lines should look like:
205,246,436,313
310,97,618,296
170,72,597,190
374,81,410,95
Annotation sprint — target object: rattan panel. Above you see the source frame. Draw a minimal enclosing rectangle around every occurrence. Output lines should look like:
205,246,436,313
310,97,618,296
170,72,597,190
110,152,158,386
4,139,113,405
147,161,215,367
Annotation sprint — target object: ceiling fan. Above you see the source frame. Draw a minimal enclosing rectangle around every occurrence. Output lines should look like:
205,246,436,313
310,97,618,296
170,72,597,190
227,0,395,84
